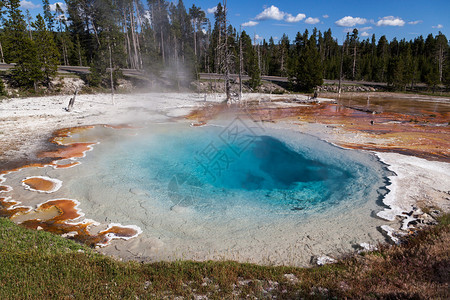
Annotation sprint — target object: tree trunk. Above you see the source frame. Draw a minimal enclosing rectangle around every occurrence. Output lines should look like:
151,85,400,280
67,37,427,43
66,88,78,112
158,0,165,65
438,44,443,83
129,6,139,69
123,11,133,68
133,0,144,69
239,26,242,100
91,23,101,47
338,43,345,95
174,35,179,89
160,29,165,64
109,42,115,105
223,0,230,103
61,37,68,66
352,44,357,80
193,20,197,57
77,38,82,66
0,41,4,63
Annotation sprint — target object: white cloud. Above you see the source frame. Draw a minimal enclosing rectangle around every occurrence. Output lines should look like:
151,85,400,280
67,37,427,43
305,17,320,24
255,5,306,23
361,32,370,37
360,26,372,31
20,0,40,9
323,14,329,19
255,5,285,21
242,21,259,27
285,13,306,23
376,16,405,27
50,2,67,12
255,34,263,40
335,16,367,27
408,20,422,25
432,24,443,29
206,6,217,14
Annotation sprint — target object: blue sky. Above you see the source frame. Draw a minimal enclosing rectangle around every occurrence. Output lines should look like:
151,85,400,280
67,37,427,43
19,0,450,44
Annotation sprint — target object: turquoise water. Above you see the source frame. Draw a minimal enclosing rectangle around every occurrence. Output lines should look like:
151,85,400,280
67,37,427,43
61,120,391,264
91,121,388,218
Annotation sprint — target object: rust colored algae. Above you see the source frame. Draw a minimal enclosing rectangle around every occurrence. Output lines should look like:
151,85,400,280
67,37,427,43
36,200,83,221
98,226,139,239
20,199,140,247
0,126,96,175
187,100,450,162
1,124,142,247
38,142,95,159
0,197,31,218
0,185,12,193
22,177,57,192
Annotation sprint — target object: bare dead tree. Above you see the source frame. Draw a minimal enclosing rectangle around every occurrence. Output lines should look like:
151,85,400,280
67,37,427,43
122,10,133,68
109,41,115,105
66,88,78,112
129,3,141,70
239,25,243,100
192,19,197,57
133,0,144,68
223,0,231,103
158,0,165,64
438,42,445,82
352,40,357,80
0,41,4,63
338,40,345,95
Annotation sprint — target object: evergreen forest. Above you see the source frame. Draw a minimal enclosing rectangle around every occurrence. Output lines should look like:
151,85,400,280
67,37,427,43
0,0,449,93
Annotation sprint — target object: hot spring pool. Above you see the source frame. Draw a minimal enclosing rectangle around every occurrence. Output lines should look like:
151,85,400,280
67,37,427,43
54,119,391,265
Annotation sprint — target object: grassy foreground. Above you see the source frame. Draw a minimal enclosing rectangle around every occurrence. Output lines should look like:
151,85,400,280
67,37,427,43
0,217,448,299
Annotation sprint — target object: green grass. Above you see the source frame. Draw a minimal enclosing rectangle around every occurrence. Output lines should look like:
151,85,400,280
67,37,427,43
0,216,449,299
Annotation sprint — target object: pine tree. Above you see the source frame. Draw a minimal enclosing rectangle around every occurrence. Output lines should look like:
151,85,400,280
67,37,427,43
248,45,261,90
32,14,60,87
189,5,205,59
387,57,405,90
289,30,323,92
54,3,72,66
425,65,440,92
3,0,42,91
350,28,359,80
42,0,54,31
267,37,280,76
443,52,450,88
279,34,290,76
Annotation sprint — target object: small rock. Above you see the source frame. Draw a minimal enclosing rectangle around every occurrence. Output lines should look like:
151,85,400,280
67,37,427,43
315,255,336,266
420,213,438,225
359,242,378,251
